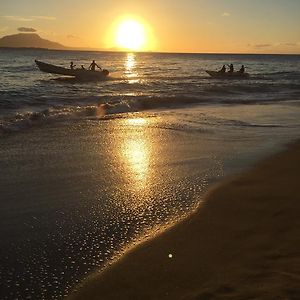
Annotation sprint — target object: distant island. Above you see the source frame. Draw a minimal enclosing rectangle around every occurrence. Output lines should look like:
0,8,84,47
0,33,65,50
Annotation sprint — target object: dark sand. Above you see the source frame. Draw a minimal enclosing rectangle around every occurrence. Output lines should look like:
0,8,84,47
69,141,300,300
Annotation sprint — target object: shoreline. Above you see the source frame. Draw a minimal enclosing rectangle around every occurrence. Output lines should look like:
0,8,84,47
69,140,300,300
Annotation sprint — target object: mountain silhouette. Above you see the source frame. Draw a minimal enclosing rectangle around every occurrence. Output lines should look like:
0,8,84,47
0,33,65,49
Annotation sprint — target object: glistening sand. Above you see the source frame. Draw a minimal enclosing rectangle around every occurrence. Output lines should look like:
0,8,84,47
69,140,300,300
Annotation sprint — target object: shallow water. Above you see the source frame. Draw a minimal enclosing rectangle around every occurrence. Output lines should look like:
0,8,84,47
0,49,300,299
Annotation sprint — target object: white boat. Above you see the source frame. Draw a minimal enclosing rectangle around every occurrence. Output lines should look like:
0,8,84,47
206,70,250,79
35,60,109,80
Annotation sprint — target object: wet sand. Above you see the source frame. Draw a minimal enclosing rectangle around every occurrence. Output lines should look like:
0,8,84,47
69,140,300,300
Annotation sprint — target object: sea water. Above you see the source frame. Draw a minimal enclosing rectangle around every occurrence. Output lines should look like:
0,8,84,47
0,49,300,299
1,49,300,132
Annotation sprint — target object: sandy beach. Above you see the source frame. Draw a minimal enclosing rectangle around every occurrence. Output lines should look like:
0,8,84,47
69,140,300,300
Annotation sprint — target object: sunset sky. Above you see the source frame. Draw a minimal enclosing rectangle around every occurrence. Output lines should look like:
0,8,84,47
1,0,300,53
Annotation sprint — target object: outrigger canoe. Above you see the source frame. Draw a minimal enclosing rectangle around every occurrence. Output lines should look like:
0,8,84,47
35,60,109,79
206,70,250,79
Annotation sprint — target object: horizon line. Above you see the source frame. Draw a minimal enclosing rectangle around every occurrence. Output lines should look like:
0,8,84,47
1,46,300,56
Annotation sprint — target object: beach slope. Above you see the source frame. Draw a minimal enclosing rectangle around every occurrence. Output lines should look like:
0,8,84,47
69,141,300,300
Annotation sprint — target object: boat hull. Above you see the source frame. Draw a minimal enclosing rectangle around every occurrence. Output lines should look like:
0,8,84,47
35,60,109,79
206,70,250,79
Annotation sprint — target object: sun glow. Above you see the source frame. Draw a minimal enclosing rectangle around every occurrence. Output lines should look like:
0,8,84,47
109,16,153,51
115,19,147,51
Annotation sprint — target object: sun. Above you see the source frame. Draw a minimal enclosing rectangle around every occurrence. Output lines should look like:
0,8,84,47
116,19,146,51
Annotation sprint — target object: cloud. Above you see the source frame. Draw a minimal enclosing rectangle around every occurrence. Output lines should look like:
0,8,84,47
18,27,37,33
1,15,56,22
32,16,56,21
222,12,230,17
254,44,272,48
280,42,297,47
2,15,33,22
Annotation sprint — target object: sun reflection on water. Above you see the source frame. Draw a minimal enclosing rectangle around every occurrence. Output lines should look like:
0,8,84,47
124,139,150,185
125,53,136,71
127,118,147,126
124,53,139,84
120,117,152,192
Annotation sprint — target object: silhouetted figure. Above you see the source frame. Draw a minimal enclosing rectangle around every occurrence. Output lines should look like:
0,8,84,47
219,65,226,73
70,62,76,70
227,64,234,73
81,65,85,70
239,65,245,73
89,60,101,71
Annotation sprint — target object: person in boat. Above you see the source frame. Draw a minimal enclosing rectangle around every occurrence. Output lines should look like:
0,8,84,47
227,64,234,73
70,62,76,70
219,65,226,73
89,60,101,71
239,65,245,74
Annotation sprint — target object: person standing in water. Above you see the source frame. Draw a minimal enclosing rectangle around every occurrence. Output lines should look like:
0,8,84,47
70,62,76,70
239,65,245,73
89,60,101,71
227,64,234,73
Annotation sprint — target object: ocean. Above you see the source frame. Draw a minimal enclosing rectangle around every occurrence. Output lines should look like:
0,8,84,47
0,49,300,299
1,49,300,133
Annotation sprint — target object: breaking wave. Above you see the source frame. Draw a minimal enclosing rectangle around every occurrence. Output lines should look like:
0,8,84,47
1,92,297,135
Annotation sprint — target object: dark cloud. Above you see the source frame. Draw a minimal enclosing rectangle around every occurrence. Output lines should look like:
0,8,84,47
18,27,37,33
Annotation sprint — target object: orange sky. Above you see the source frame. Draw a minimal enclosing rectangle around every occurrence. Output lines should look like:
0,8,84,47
1,0,300,53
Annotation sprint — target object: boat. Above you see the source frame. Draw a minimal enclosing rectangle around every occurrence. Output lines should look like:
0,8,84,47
35,60,109,79
206,70,250,79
